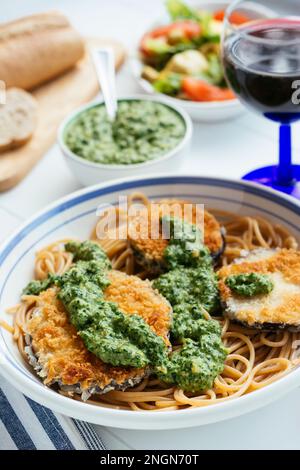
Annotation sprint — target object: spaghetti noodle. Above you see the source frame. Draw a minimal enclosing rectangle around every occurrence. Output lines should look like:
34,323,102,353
6,193,300,411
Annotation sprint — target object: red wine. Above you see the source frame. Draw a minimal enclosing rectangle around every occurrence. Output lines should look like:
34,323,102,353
223,19,300,123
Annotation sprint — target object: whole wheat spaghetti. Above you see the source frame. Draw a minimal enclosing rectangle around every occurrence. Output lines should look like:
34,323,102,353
4,193,300,411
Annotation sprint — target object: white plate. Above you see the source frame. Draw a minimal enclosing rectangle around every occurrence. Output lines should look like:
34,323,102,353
1,175,300,429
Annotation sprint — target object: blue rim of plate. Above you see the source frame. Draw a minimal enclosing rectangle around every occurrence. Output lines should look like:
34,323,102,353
1,176,300,273
1,176,300,268
1,176,300,381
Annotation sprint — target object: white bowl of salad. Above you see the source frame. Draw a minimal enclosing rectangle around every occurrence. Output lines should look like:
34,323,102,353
132,0,271,122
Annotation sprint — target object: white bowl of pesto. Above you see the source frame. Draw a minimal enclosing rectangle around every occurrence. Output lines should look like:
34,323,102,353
1,175,300,431
58,95,192,187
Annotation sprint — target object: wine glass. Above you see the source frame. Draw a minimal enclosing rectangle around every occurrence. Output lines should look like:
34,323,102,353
221,0,300,198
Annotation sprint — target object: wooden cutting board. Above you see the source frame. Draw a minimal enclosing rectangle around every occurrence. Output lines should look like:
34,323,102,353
0,38,126,192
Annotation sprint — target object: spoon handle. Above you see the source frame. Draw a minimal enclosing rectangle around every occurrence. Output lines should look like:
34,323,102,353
92,48,117,121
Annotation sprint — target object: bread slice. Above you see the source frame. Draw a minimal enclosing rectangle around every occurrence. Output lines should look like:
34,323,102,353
0,88,38,152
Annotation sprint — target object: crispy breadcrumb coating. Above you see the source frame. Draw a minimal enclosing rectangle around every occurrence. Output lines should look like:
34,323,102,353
218,249,300,329
128,199,223,273
27,270,171,393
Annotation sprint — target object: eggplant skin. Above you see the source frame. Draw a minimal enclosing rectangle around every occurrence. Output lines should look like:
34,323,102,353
211,229,226,264
218,248,300,332
132,236,225,275
220,300,300,332
25,338,148,401
231,320,300,333
132,246,166,276
24,272,172,400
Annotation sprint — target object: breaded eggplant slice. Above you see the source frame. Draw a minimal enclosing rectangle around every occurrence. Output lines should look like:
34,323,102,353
218,248,300,331
25,271,171,400
128,198,225,274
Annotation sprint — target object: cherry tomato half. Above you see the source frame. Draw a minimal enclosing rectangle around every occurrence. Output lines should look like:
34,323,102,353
182,77,235,102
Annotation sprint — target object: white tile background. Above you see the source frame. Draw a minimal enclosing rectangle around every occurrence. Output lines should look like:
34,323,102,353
1,0,300,450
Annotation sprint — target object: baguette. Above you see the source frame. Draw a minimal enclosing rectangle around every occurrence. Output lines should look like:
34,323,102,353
0,87,38,152
0,11,85,90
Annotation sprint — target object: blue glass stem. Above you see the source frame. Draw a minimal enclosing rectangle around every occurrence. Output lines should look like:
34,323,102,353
276,124,293,186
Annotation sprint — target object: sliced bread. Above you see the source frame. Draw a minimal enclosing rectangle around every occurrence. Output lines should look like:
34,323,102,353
0,87,38,152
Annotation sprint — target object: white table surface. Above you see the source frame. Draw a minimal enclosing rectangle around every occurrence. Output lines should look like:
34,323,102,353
1,0,300,450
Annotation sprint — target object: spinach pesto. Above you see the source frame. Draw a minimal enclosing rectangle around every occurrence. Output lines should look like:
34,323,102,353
225,273,274,297
157,335,227,393
64,100,186,165
23,241,111,297
24,235,227,393
154,267,219,318
163,215,212,270
153,216,227,391
153,216,220,320
24,241,167,369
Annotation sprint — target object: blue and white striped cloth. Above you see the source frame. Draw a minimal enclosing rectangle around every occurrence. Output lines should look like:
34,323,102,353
0,377,107,450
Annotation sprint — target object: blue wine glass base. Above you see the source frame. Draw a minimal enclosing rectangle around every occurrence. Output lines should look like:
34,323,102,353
243,165,300,199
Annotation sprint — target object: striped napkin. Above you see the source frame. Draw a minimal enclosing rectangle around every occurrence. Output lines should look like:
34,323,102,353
0,376,107,450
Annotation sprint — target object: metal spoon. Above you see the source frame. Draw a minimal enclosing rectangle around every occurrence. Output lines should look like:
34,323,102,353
92,47,118,121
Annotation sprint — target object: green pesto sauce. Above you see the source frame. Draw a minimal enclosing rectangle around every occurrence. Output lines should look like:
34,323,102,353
153,216,220,323
153,265,225,392
64,100,186,165
24,241,167,369
65,240,112,266
225,273,274,297
153,266,219,316
152,216,226,391
157,336,227,393
162,215,212,270
23,236,227,392
23,273,58,296
23,241,111,297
